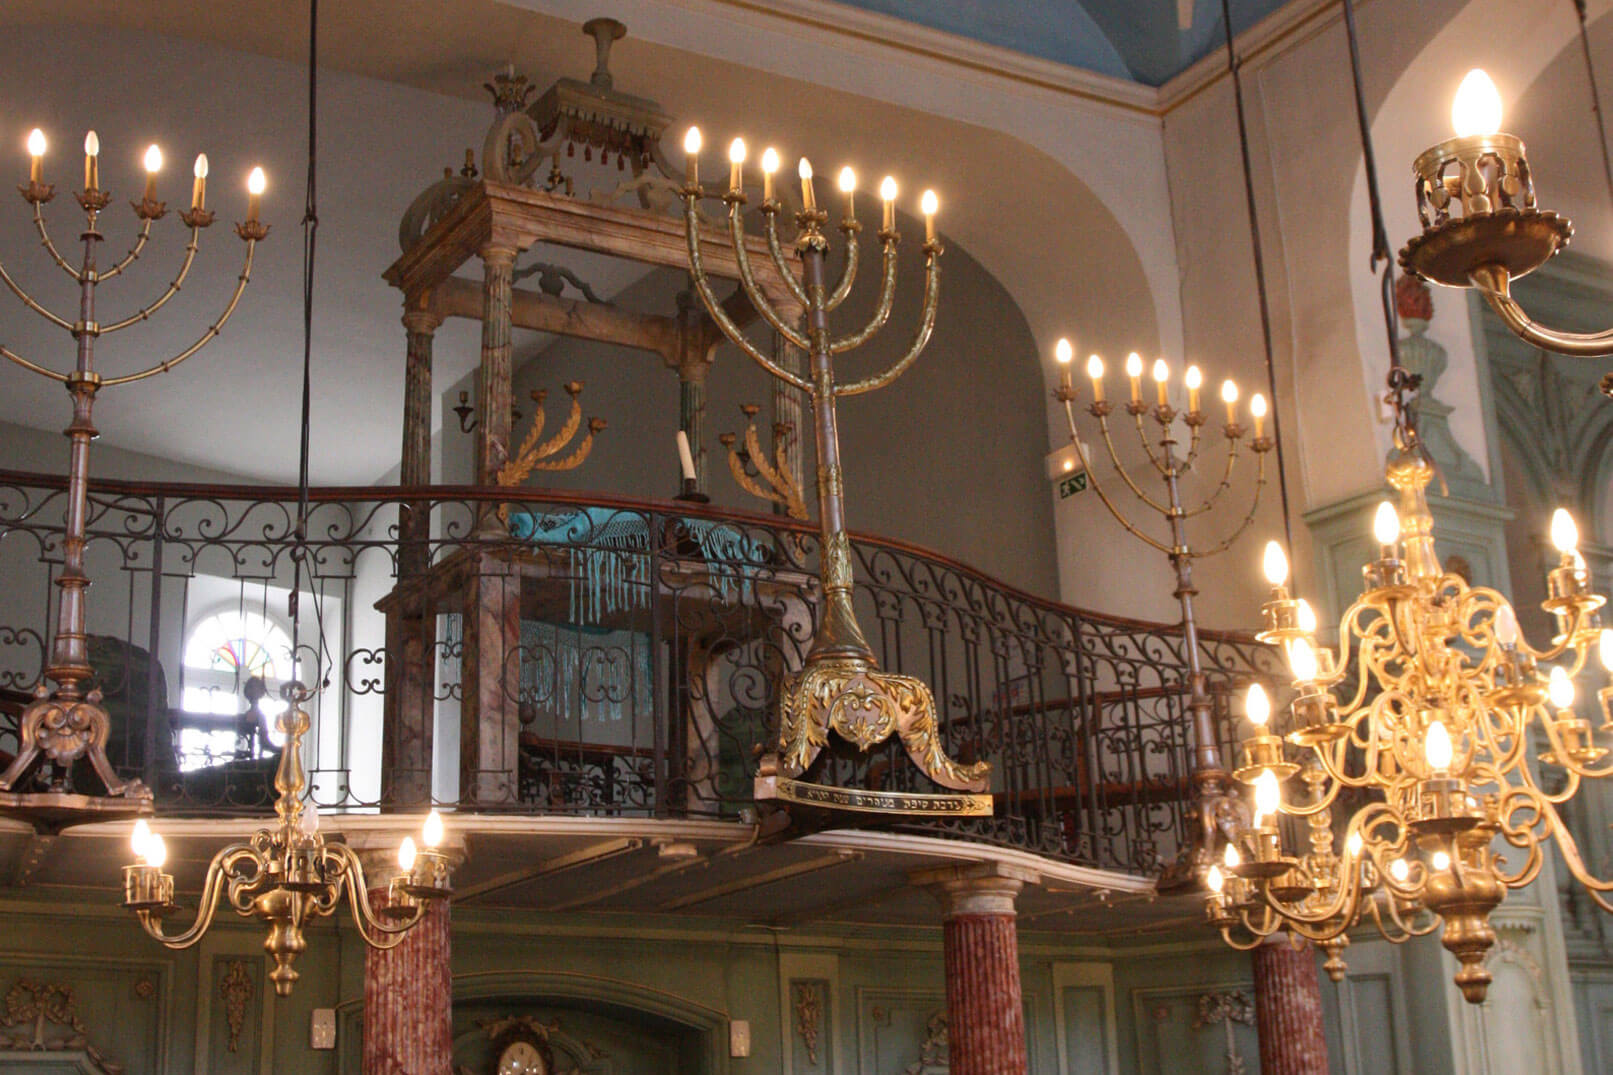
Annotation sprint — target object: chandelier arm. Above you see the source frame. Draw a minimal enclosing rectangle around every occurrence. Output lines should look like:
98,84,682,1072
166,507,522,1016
1194,454,1268,557
1064,416,1173,555
762,210,811,310
1217,925,1270,951
1179,438,1239,518
99,239,256,386
0,344,68,383
681,197,810,393
326,843,425,946
824,225,859,311
1470,265,1613,358
141,842,256,949
98,224,200,333
835,247,939,394
31,203,86,281
0,256,74,332
1279,774,1342,816
828,240,898,357
726,204,809,351
97,217,154,282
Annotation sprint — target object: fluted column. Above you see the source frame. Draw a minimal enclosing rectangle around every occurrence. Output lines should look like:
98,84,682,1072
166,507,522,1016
360,847,456,1075
476,243,517,491
1252,936,1330,1075
914,863,1037,1075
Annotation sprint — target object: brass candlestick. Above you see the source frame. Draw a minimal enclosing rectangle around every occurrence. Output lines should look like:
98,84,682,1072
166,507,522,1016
0,132,266,823
680,132,988,815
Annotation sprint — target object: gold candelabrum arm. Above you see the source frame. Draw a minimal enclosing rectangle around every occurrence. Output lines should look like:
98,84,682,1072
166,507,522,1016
98,224,201,333
763,208,811,311
727,198,809,351
824,218,860,311
1470,264,1613,358
98,217,154,283
682,189,811,393
31,201,93,282
720,407,808,520
835,241,941,397
325,842,427,950
496,383,606,486
100,239,257,386
1061,401,1172,555
829,236,899,357
132,842,257,949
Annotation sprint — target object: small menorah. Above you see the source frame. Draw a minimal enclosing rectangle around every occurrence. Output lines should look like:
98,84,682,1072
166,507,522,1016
719,404,807,521
494,382,607,485
0,130,266,816
680,128,989,814
1052,340,1273,866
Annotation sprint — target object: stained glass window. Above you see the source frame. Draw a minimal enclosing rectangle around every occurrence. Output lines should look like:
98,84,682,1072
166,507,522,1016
177,609,294,769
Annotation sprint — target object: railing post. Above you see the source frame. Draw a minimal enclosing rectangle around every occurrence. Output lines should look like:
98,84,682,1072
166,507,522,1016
142,494,166,792
650,508,667,817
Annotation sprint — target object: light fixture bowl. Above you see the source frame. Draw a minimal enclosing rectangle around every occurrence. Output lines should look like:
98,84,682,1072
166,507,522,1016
1230,855,1296,881
1286,723,1350,748
1398,208,1571,289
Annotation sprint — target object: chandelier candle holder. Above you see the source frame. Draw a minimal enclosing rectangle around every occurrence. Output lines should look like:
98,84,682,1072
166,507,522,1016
124,699,452,996
1400,68,1613,382
1052,339,1272,872
718,403,808,520
680,128,990,815
0,131,266,823
1204,426,1613,1003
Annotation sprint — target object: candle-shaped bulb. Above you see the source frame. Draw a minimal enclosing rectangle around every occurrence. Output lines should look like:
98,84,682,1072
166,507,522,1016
1296,598,1317,634
1389,857,1409,883
398,835,418,872
837,166,855,193
300,800,320,835
27,128,45,158
1249,392,1267,436
1495,604,1519,647
1124,352,1143,379
1431,850,1452,871
683,126,702,186
194,153,208,179
84,130,99,157
728,138,747,165
1253,768,1281,818
146,833,167,870
1551,508,1579,554
1221,379,1238,423
1345,830,1363,857
1086,354,1104,380
1224,841,1241,868
1549,665,1575,709
798,157,813,180
761,147,780,174
131,818,152,861
1245,683,1270,728
683,126,702,155
1262,539,1288,587
1451,68,1503,138
1055,338,1073,365
1425,719,1454,771
83,130,98,190
423,808,445,848
879,175,897,201
920,188,938,242
143,144,162,174
1151,358,1169,383
1287,638,1319,682
879,174,896,230
191,153,208,210
1600,627,1613,672
1206,864,1225,893
1184,364,1203,410
1373,501,1400,546
247,166,266,195
799,157,816,212
727,137,746,193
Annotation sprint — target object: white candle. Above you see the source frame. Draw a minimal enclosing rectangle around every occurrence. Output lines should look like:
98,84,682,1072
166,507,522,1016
683,127,702,186
676,430,697,482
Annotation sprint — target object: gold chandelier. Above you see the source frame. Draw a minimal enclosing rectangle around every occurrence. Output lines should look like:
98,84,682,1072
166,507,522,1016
1204,430,1613,1004
122,701,453,996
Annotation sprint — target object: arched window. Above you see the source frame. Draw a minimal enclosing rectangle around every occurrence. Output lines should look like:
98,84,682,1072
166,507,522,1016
177,609,293,769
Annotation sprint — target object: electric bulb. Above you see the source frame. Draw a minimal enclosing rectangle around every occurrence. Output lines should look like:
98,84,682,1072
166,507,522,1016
1250,393,1268,418
1549,665,1575,709
1495,604,1519,647
1389,857,1409,883
1451,68,1503,138
299,801,320,835
1254,768,1281,817
1601,628,1613,673
798,157,813,180
1551,508,1579,554
761,147,779,174
84,131,98,157
1086,354,1104,380
398,835,417,872
1345,831,1363,857
728,137,746,165
143,144,162,173
1425,720,1454,771
920,189,938,216
1221,379,1238,404
26,129,45,157
423,808,445,848
683,127,702,155
1207,865,1225,893
1185,365,1202,390
1125,352,1143,379
837,166,855,193
1287,638,1319,682
194,153,208,178
1055,338,1073,365
1262,540,1289,587
1152,358,1169,383
1224,842,1241,868
131,818,151,861
146,834,167,870
1373,501,1400,546
247,166,266,195
1296,598,1317,634
1245,683,1271,728
1431,850,1452,871
879,175,897,201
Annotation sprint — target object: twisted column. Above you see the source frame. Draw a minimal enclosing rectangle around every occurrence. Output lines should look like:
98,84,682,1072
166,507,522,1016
1252,937,1330,1075
914,863,1036,1075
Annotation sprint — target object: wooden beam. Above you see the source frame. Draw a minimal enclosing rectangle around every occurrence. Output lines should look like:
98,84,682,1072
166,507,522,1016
452,837,643,904
663,849,860,910
434,277,681,361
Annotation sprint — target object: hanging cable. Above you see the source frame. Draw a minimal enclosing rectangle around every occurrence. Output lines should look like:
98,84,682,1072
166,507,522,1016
1573,0,1613,209
1218,0,1294,551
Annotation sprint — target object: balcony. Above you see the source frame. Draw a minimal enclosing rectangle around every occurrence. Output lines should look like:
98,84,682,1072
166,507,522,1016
0,470,1278,885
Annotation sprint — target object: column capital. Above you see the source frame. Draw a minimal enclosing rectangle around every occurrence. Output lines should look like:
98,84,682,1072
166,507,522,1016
402,307,444,335
911,862,1038,917
479,241,519,268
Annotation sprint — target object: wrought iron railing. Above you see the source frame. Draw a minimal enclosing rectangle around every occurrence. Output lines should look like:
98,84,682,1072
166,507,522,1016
0,470,1280,874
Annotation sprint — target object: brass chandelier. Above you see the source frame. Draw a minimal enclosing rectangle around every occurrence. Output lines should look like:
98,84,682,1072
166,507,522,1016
1204,427,1612,1004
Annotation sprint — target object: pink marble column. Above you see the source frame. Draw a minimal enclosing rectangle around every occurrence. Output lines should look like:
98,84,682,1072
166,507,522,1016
914,863,1037,1075
363,882,452,1075
1252,937,1330,1075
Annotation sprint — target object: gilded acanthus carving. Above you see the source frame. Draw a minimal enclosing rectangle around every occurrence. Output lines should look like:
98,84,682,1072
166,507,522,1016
0,977,122,1073
220,960,254,1053
791,981,823,1066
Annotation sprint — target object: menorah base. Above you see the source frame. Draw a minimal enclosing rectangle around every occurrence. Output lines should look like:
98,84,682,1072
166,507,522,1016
0,690,154,828
0,789,151,832
773,657,991,797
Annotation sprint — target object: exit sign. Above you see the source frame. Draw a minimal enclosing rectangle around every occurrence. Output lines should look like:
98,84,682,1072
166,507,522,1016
1058,472,1088,499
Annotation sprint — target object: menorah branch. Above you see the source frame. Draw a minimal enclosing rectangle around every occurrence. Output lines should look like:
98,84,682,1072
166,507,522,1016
97,217,153,282
824,220,860,311
763,208,811,310
0,343,67,382
99,225,200,332
836,244,942,397
102,239,257,386
726,198,808,350
31,202,84,281
0,255,74,331
829,238,898,356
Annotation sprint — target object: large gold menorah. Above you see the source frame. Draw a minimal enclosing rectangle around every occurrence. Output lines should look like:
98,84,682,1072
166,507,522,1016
1052,342,1273,868
681,130,989,815
0,131,265,820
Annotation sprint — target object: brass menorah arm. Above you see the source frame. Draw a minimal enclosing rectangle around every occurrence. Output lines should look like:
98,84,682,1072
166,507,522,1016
97,224,201,333
829,237,899,356
101,238,258,386
835,242,942,397
1085,409,1172,516
823,218,860,311
0,254,73,331
762,208,811,310
30,200,98,282
726,197,809,351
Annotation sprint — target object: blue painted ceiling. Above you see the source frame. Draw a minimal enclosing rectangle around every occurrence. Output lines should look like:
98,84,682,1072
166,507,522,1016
836,0,1298,86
